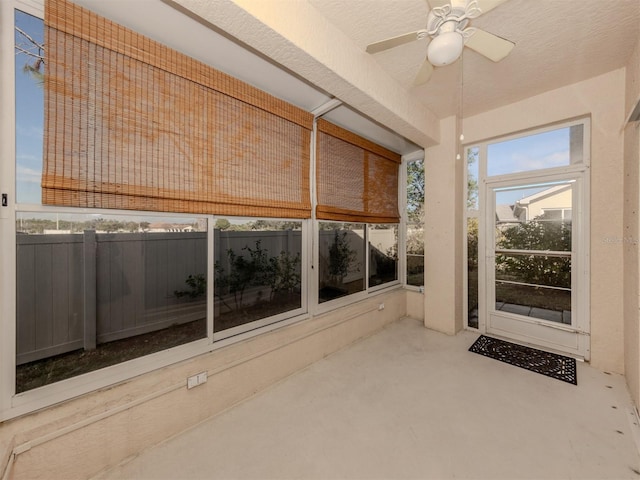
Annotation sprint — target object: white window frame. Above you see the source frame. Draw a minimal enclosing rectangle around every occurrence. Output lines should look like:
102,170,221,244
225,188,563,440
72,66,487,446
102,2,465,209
463,117,591,334
1,0,406,420
211,216,309,342
463,145,483,330
402,151,425,291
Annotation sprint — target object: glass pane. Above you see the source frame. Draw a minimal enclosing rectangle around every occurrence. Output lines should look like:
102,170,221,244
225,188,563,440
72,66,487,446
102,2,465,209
213,219,303,332
369,224,398,287
406,226,424,288
407,159,424,223
495,183,572,252
318,222,365,303
495,253,571,324
487,125,583,177
467,218,479,328
16,213,207,393
406,159,424,287
467,147,479,210
15,10,44,205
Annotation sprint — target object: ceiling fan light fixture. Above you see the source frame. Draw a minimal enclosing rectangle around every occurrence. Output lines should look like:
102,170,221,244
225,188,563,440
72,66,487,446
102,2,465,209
427,31,464,66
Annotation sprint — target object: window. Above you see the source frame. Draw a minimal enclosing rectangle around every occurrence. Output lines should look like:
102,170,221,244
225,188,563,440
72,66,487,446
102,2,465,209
15,212,208,393
8,3,314,405
406,159,424,287
318,222,366,303
539,208,572,222
15,9,44,205
3,0,406,419
487,124,584,177
465,148,480,328
369,224,398,288
213,219,304,337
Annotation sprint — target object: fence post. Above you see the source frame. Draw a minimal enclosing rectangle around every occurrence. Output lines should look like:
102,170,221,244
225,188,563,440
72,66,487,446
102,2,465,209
287,229,293,253
83,230,97,350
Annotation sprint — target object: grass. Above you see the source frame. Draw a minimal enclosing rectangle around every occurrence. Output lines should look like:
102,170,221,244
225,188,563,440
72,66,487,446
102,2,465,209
17,294,302,393
16,319,206,393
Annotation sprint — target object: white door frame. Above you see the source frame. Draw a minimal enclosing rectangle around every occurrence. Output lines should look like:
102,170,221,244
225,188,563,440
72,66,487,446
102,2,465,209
465,118,591,360
483,169,590,359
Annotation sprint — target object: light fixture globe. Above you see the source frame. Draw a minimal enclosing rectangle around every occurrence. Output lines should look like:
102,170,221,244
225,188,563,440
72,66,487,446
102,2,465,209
427,31,464,66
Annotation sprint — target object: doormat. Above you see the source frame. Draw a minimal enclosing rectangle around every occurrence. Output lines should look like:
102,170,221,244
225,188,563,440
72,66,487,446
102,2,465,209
469,335,577,385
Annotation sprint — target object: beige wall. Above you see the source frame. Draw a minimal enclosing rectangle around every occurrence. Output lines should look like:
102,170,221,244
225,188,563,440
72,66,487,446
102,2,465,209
624,35,640,405
524,187,572,219
464,69,628,373
423,116,464,335
1,290,406,480
406,290,425,321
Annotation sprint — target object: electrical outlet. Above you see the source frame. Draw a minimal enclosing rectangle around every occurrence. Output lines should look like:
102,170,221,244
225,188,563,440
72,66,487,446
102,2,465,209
378,303,384,311
187,371,208,389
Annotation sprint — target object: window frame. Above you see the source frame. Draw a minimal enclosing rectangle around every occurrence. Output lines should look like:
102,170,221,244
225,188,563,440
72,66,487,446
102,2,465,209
402,154,425,291
463,117,591,332
211,216,309,342
0,0,407,421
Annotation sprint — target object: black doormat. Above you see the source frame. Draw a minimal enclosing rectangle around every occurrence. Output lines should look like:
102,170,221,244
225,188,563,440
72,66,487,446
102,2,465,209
469,335,577,385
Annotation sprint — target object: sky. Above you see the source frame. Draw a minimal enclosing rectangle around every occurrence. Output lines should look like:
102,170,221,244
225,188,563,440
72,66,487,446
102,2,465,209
487,128,571,177
15,10,44,205
468,126,574,207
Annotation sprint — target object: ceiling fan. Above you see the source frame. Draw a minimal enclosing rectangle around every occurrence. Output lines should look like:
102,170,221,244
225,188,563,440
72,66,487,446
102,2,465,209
366,0,515,85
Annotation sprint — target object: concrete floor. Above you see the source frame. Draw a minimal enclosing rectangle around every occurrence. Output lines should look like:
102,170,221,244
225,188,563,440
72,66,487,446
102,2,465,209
96,317,640,479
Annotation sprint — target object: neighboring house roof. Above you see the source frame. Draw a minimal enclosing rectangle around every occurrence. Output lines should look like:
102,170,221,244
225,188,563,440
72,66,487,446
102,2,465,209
516,184,571,206
495,204,518,223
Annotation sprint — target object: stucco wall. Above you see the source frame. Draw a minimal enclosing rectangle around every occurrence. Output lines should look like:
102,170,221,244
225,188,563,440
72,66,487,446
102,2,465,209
406,290,425,321
464,69,628,373
524,188,572,219
423,116,464,335
624,35,640,405
1,290,406,480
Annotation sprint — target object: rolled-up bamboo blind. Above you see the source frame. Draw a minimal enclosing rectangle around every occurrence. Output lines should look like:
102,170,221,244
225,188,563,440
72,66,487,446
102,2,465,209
316,119,401,224
43,0,313,218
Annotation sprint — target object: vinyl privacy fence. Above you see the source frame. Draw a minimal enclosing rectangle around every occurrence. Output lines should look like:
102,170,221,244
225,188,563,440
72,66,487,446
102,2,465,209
16,230,306,365
16,231,208,365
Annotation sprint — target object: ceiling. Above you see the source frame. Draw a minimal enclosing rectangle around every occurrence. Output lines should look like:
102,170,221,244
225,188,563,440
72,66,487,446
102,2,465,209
308,0,640,119
74,0,639,152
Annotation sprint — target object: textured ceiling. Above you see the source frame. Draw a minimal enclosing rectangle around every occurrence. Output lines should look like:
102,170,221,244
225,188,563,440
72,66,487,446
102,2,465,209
308,0,640,119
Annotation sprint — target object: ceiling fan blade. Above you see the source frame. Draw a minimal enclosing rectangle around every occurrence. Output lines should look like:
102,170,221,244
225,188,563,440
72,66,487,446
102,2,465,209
366,31,427,54
426,0,450,8
465,28,514,62
475,0,509,15
413,59,434,86
427,0,509,14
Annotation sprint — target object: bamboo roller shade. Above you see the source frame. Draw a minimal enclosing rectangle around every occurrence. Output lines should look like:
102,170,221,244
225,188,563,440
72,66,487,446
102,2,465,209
316,119,401,224
43,0,313,219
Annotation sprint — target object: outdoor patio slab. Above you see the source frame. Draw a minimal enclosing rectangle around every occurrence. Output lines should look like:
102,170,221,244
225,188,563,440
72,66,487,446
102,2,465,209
498,303,532,316
530,307,563,323
96,317,640,480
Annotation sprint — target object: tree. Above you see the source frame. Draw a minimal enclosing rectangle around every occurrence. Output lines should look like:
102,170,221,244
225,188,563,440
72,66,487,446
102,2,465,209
407,159,424,224
215,219,231,231
467,149,479,209
496,212,571,288
328,230,358,285
15,25,45,84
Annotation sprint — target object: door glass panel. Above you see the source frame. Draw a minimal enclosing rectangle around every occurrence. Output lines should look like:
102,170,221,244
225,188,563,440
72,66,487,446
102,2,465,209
494,182,573,324
495,253,571,324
